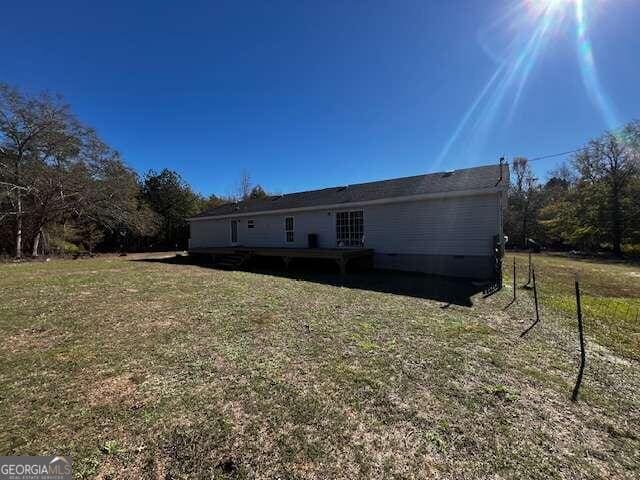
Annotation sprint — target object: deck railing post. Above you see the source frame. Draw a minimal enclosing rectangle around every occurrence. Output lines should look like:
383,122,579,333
337,258,347,276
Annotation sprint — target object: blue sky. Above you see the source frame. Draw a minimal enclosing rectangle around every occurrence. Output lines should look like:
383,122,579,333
2,0,639,196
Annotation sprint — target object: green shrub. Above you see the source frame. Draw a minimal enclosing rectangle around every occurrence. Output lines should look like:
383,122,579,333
49,238,83,255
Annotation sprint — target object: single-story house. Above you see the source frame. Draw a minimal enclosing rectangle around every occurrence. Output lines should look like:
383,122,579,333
187,163,509,279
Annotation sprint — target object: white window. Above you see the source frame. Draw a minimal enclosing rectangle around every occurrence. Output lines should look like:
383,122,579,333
336,210,364,247
248,219,255,229
285,216,294,243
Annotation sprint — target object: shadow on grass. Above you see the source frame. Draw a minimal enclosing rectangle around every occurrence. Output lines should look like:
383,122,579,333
134,254,488,307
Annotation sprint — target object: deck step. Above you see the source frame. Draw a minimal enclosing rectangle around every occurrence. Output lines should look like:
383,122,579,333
214,253,249,269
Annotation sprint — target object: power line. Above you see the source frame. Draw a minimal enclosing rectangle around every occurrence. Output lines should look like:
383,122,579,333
500,145,592,167
527,146,591,162
522,119,638,163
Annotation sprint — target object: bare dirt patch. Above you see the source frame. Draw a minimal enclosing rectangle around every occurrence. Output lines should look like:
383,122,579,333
590,342,634,367
87,373,143,408
3,328,65,353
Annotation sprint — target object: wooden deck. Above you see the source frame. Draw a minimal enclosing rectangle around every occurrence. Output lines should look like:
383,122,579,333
188,246,374,274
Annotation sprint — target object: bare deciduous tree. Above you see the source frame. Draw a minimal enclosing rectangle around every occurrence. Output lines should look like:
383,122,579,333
573,123,640,256
1,84,156,257
0,84,71,257
237,169,252,201
507,157,539,247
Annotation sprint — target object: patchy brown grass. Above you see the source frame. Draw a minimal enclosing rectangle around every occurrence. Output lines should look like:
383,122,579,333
2,327,67,353
504,251,640,360
86,374,143,408
0,252,638,479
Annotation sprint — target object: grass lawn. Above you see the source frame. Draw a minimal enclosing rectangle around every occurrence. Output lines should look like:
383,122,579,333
505,252,640,361
1,252,638,479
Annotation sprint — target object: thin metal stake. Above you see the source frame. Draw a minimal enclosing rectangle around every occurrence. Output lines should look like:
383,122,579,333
572,275,586,402
513,257,517,302
533,268,539,321
520,267,541,337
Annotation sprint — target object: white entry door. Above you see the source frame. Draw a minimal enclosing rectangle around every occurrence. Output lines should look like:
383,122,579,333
230,220,239,245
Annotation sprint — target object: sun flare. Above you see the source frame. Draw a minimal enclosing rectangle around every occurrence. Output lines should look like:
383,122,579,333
436,0,618,166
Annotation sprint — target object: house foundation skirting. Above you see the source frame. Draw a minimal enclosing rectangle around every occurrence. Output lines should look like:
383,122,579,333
373,253,494,280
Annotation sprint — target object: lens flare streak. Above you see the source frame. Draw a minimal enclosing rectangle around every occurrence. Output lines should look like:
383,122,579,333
575,0,619,129
436,0,619,167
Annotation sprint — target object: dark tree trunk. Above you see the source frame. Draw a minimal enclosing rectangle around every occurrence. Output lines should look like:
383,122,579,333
522,202,529,248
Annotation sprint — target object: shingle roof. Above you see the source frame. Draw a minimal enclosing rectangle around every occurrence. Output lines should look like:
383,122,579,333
190,163,508,219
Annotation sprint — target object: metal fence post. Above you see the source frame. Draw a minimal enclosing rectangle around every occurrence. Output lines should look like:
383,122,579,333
520,267,541,337
513,257,517,302
572,275,586,402
532,268,539,323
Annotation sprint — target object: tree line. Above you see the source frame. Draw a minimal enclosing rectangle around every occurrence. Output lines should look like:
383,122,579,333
2,84,639,259
505,121,640,256
0,84,266,258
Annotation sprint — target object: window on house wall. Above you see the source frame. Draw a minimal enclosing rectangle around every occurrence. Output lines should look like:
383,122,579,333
285,216,294,243
336,210,364,247
248,219,255,229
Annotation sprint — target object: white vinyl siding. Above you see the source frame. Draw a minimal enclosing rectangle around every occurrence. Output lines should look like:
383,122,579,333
363,194,497,256
189,212,335,249
189,192,499,256
189,218,230,248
